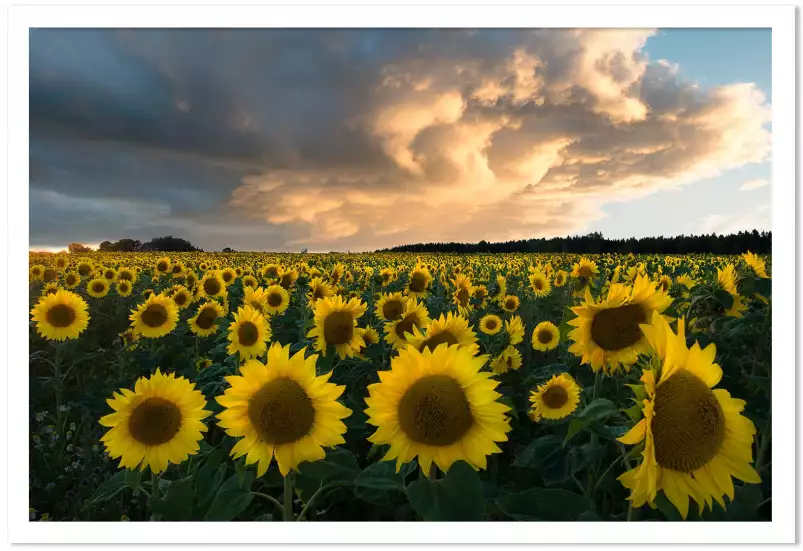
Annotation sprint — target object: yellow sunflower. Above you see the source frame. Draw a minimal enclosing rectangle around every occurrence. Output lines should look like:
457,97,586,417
218,267,236,286
63,271,81,289
242,274,258,289
307,295,367,359
479,314,503,336
116,279,133,297
169,285,191,309
189,300,226,337
571,258,599,280
531,321,560,352
490,345,523,374
405,312,479,354
227,305,271,360
354,326,382,359
657,274,672,294
76,260,94,277
553,270,568,287
617,312,761,519
451,274,474,315
529,373,581,421
215,343,352,476
278,268,299,290
129,293,179,338
30,289,90,341
29,264,45,281
154,257,171,275
263,284,290,315
501,295,520,313
55,255,69,271
529,271,552,298
717,264,747,318
406,264,432,299
199,271,227,300
742,251,769,278
117,267,136,283
364,344,511,474
384,299,431,350
307,277,333,308
102,267,118,282
119,328,139,351
99,369,211,473
87,278,110,298
472,285,488,308
505,315,525,345
41,282,60,297
375,292,408,322
568,274,673,374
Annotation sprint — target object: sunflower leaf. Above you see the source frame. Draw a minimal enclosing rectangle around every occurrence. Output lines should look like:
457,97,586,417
495,488,592,521
406,461,484,521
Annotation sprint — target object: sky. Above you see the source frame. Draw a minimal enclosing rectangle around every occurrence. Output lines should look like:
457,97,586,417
29,28,772,252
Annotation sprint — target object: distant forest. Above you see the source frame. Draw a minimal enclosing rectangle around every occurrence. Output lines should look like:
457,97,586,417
378,230,772,255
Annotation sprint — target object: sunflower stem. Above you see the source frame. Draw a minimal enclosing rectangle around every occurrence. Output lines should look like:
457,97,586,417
283,472,295,521
149,470,161,521
251,491,285,517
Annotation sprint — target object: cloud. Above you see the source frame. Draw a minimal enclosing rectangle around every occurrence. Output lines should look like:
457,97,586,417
700,204,771,234
740,178,770,191
30,29,772,251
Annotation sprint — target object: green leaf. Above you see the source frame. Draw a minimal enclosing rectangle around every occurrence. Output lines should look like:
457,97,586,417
406,461,484,521
90,470,134,505
496,488,592,521
354,461,408,492
753,277,771,297
156,477,194,521
563,398,618,445
713,289,734,310
558,306,577,341
204,472,255,521
296,448,360,484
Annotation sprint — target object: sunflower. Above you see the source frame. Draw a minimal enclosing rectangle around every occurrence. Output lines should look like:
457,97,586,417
501,295,520,313
170,261,186,279
572,258,599,280
30,265,45,281
742,251,769,278
41,282,60,296
505,315,525,345
199,271,226,300
568,275,673,374
227,305,271,360
617,312,761,519
242,274,258,289
676,274,696,291
364,344,511,474
529,272,552,298
716,264,747,318
657,274,672,294
529,373,581,421
263,284,290,315
63,271,81,289
76,260,94,277
375,292,408,322
102,267,118,282
532,321,560,352
405,312,479,354
472,285,488,308
215,343,352,476
479,314,503,336
384,299,431,350
87,278,110,298
189,300,226,337
116,279,133,297
261,263,282,281
307,277,333,307
154,257,171,275
553,270,568,287
117,267,136,283
490,345,523,374
329,263,346,285
221,267,237,286
42,267,59,282
354,326,381,359
307,295,367,359
119,328,139,351
451,274,474,315
379,267,396,286
406,264,433,299
99,369,211,473
492,274,507,301
171,285,191,309
30,289,90,341
279,268,299,290
129,293,179,338
54,255,69,271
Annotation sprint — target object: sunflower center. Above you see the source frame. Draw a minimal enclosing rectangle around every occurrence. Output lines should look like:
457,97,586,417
195,307,218,329
174,293,187,306
238,321,260,347
541,385,568,409
43,269,57,281
505,298,516,310
312,287,325,300
172,265,182,274
456,288,470,306
398,375,473,446
280,274,293,288
78,264,91,276
265,267,278,278
141,304,168,328
534,280,543,290
128,397,182,446
157,262,168,272
267,293,283,307
421,331,459,352
409,273,427,293
589,304,647,351
651,371,725,473
578,266,593,278
203,278,221,296
66,274,77,286
92,282,105,293
395,314,420,339
248,378,315,445
323,311,354,345
119,282,130,292
222,272,233,282
382,299,404,321
537,329,553,344
46,304,76,328
485,319,498,331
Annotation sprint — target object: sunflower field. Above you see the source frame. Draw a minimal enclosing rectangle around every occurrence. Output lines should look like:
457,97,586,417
28,251,772,522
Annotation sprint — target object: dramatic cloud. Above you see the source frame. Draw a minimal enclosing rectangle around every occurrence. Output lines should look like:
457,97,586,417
740,178,770,191
30,29,772,251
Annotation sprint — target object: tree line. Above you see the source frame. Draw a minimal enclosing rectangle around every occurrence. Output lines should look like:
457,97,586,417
68,236,203,254
377,230,772,255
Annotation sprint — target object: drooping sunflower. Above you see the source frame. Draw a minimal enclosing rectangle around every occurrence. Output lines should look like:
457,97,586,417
99,369,211,473
490,345,523,374
307,277,333,308
479,314,503,336
227,305,271,360
617,312,761,519
189,300,226,337
501,295,520,313
119,328,139,351
307,295,367,359
199,271,227,300
215,343,352,476
129,293,179,338
406,264,433,299
716,264,747,318
30,289,90,341
567,274,673,374
364,344,511,474
375,292,407,322
505,315,525,345
742,251,769,278
116,279,133,297
472,285,488,308
531,321,560,352
170,285,191,310
384,299,431,350
87,278,110,298
529,271,552,298
263,284,290,315
529,373,581,421
405,312,479,354
63,271,81,289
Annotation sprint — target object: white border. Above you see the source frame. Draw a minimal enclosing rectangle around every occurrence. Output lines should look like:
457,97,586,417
7,2,795,545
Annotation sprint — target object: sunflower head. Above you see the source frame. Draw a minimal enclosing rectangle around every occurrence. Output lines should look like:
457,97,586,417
406,264,432,299
529,272,552,298
531,321,560,352
87,278,110,298
30,289,90,341
227,305,271,360
154,257,171,275
200,271,226,299
375,292,408,322
529,373,581,421
116,279,133,297
263,284,290,315
307,295,367,359
501,295,520,313
189,300,226,337
406,312,479,355
505,315,525,345
479,314,503,336
491,345,523,374
129,293,179,339
384,299,431,350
